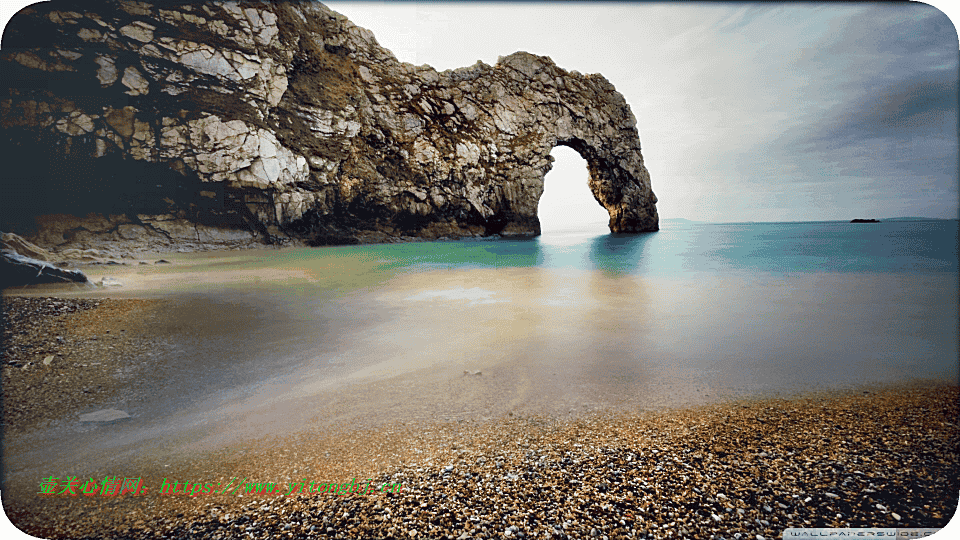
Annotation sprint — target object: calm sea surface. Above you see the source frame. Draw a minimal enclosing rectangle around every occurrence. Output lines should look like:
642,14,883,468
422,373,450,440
4,220,958,475
322,218,960,275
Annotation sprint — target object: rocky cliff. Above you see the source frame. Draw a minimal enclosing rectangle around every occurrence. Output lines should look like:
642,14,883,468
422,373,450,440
1,0,658,256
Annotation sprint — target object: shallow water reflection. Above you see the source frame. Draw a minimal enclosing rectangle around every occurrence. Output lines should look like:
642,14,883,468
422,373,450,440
133,265,958,452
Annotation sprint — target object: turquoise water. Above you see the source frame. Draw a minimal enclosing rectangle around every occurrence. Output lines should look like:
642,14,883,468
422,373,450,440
157,219,957,414
336,219,959,276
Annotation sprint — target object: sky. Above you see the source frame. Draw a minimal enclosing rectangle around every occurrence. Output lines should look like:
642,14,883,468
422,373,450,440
2,1,958,225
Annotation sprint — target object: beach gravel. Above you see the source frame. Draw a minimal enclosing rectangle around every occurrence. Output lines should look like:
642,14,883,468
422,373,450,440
1,296,169,436
2,297,958,539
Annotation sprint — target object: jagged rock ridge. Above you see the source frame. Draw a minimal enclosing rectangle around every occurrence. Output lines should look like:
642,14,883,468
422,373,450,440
1,0,658,254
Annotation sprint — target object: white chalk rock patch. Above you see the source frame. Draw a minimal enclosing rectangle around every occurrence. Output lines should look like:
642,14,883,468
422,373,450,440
179,47,237,79
55,112,95,136
119,21,155,42
121,66,149,95
95,55,117,85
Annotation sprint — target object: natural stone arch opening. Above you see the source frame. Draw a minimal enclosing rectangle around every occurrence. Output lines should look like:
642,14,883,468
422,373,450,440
537,145,609,234
529,128,658,236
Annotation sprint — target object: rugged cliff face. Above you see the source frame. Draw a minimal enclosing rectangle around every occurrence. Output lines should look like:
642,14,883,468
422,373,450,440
1,0,658,255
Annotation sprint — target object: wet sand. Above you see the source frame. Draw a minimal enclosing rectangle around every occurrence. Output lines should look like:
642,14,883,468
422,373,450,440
2,248,958,538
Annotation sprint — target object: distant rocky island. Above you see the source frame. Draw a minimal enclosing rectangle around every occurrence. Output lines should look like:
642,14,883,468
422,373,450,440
0,0,658,261
850,219,879,223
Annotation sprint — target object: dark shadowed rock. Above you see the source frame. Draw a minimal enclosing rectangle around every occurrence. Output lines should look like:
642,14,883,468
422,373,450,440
0,249,89,288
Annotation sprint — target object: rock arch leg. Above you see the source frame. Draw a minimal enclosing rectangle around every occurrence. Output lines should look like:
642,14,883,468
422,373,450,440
550,138,659,234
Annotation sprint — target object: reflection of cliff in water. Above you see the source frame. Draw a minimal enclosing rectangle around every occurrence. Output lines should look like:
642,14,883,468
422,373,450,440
586,233,658,275
423,230,662,275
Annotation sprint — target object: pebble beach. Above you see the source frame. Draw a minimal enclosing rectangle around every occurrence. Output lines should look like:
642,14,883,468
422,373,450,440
2,296,958,540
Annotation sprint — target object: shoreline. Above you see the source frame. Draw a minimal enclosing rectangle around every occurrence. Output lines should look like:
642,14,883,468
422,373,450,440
3,381,957,539
2,294,958,539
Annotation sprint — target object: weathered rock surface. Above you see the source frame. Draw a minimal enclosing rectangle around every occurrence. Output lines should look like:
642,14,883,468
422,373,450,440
99,276,123,287
1,1,657,254
1,231,90,287
2,231,52,261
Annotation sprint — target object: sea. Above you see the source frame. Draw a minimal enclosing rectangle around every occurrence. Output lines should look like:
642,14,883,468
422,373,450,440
3,218,958,472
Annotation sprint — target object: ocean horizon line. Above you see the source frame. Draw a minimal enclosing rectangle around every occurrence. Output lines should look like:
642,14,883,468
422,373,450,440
655,217,958,225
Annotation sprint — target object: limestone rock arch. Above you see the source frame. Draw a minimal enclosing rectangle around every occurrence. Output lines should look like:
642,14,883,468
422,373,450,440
447,51,660,236
0,2,658,253
376,50,659,239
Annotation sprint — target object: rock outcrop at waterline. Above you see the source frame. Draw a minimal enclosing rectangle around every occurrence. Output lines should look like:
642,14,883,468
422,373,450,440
0,248,88,288
1,1,658,254
0,232,88,287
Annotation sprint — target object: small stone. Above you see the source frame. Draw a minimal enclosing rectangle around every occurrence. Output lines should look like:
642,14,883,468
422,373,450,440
100,276,123,287
892,512,901,521
43,355,54,366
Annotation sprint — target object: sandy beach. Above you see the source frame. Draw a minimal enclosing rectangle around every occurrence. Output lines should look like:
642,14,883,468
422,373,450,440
2,292,957,540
